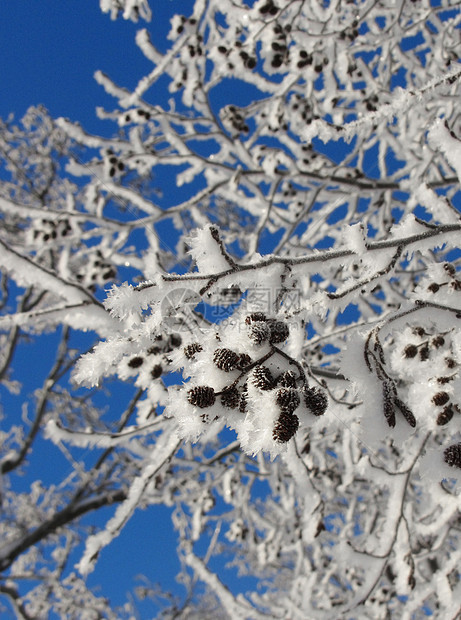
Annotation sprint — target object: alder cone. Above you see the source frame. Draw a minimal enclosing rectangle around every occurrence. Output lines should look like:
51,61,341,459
169,333,182,348
273,410,299,443
245,313,267,324
184,343,203,359
436,405,454,426
277,370,297,388
187,386,216,408
403,344,418,358
213,348,240,372
304,386,328,416
268,320,290,344
128,356,144,368
236,353,252,370
444,443,461,468
151,364,163,379
221,387,240,409
419,346,430,361
252,365,275,390
432,391,450,406
247,321,271,345
276,387,300,413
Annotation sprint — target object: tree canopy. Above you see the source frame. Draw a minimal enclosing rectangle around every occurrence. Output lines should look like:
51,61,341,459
1,0,461,617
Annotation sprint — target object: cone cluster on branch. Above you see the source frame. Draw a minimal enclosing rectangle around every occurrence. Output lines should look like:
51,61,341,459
184,314,328,444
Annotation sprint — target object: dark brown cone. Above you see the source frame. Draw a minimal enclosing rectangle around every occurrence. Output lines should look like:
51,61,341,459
236,353,252,370
304,386,328,416
245,313,267,324
403,344,418,358
444,443,461,468
437,405,454,426
273,410,299,443
128,356,144,368
151,364,163,379
268,320,290,344
213,348,240,372
419,346,430,361
169,333,182,348
247,321,271,345
277,370,297,388
432,391,450,407
220,387,240,409
252,366,275,390
184,343,203,359
187,386,216,408
276,388,300,414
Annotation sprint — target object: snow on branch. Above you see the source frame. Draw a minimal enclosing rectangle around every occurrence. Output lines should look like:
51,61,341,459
184,552,268,619
304,68,461,144
0,238,92,306
45,416,165,451
99,0,151,22
428,118,461,185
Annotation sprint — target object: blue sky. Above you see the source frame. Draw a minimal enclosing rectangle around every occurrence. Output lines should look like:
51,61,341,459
0,1,193,135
